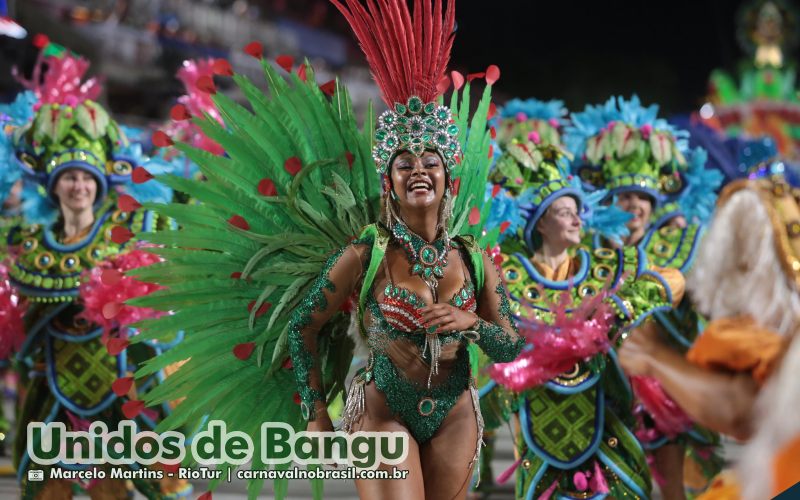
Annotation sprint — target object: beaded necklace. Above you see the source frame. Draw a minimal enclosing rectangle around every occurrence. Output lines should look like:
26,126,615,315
391,221,451,303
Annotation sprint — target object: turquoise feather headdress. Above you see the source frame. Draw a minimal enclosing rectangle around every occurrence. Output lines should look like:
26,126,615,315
496,98,567,148
565,95,690,206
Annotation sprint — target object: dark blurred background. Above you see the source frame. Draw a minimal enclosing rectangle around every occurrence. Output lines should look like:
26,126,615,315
0,0,785,123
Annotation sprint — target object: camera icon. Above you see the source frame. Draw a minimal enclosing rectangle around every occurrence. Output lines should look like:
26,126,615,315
28,470,44,481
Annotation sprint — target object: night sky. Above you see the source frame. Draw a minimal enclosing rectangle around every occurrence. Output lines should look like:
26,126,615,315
441,0,760,116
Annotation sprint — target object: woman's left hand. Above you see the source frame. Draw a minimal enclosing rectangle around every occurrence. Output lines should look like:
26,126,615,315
618,321,667,377
419,303,479,334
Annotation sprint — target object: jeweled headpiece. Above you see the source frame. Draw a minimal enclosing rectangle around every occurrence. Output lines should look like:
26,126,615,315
12,43,131,207
332,0,460,175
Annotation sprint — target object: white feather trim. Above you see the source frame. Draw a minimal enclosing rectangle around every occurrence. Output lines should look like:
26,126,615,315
688,189,800,337
688,187,800,498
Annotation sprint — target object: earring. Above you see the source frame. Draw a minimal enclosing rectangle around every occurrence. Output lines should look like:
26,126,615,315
436,188,453,241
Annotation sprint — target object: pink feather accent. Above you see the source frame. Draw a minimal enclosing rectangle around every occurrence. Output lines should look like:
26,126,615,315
78,247,164,337
0,263,26,360
14,50,102,106
590,461,610,493
495,456,522,484
631,375,693,438
165,59,225,155
539,479,558,500
489,289,616,391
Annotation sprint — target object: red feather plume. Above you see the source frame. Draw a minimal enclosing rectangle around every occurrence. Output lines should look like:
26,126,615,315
331,0,456,106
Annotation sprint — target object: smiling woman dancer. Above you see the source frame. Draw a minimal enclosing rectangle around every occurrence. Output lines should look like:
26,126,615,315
126,0,515,498
288,2,523,498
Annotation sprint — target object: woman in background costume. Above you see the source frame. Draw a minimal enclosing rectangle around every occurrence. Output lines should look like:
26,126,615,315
1,45,188,499
486,131,683,498
126,0,518,499
473,97,571,494
566,96,724,499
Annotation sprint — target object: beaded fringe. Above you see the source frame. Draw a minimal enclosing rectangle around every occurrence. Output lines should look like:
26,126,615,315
422,332,442,389
341,372,366,433
469,377,485,486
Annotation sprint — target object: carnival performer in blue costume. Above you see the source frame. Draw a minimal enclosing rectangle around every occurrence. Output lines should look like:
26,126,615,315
484,125,685,498
1,44,190,499
473,97,571,495
566,95,725,499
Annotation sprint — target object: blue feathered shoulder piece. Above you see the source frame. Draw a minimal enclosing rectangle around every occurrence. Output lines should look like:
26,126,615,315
499,98,568,124
117,141,199,204
678,147,724,224
0,91,37,206
485,183,533,244
578,186,632,246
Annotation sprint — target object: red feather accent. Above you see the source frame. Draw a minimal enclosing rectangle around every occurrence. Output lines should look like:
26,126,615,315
331,0,456,106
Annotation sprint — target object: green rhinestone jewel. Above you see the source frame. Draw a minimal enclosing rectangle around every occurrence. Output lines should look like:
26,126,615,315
418,397,435,416
412,263,423,274
461,288,469,299
454,296,463,307
423,267,433,278
394,103,407,114
433,265,443,277
423,102,436,114
385,283,393,296
375,129,387,141
446,124,459,135
408,96,423,114
400,289,408,299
